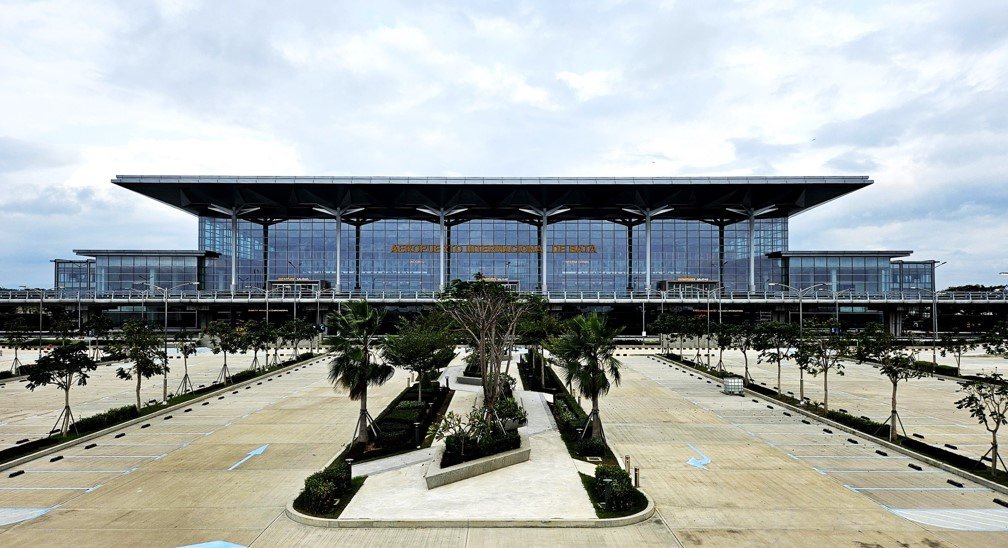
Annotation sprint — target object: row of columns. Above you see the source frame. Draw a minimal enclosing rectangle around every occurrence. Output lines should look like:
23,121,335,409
219,203,776,296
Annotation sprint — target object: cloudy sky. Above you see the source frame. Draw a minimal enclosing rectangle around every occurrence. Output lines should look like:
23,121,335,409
1,0,1006,288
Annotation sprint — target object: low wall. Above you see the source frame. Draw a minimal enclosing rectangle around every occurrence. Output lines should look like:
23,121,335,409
424,435,530,489
455,375,482,386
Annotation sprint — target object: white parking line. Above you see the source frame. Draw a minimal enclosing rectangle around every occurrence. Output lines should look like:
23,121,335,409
847,486,988,492
887,508,1008,531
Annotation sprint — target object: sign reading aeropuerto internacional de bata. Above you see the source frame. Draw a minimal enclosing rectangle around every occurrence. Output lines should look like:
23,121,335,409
390,244,598,254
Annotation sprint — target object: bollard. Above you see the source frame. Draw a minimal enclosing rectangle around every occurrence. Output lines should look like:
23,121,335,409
414,422,421,448
634,466,639,488
345,458,354,480
445,377,450,390
603,478,613,509
625,454,631,474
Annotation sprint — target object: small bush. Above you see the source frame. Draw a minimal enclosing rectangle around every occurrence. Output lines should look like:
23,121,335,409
495,397,528,427
295,462,351,515
576,437,606,457
442,430,520,467
592,464,645,512
229,369,258,383
398,400,427,410
74,405,140,434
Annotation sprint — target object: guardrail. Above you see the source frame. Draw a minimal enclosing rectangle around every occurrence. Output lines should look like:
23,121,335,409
0,289,1006,305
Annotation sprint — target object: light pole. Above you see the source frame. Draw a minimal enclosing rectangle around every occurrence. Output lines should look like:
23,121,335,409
931,261,946,367
704,285,723,368
769,282,828,341
20,286,44,358
833,288,852,325
140,280,199,402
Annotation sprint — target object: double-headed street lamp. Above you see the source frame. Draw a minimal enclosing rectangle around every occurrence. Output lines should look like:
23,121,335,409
930,261,947,366
140,280,199,402
704,285,723,368
769,282,829,340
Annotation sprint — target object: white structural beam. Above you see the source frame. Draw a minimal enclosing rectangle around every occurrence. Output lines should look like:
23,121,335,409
418,206,467,291
622,205,673,293
209,204,260,295
519,206,569,295
313,206,363,291
727,205,777,292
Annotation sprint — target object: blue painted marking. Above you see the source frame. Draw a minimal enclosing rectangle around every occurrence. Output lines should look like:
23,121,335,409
687,444,710,469
227,444,268,471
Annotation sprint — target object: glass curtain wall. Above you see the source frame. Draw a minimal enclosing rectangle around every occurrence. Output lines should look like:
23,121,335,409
54,260,95,291
199,216,789,293
93,255,199,292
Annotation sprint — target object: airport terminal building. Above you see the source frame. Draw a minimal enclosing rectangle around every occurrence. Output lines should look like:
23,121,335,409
31,174,994,334
55,175,935,296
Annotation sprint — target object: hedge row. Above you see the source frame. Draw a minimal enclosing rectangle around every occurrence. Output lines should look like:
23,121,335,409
580,464,647,515
442,430,521,468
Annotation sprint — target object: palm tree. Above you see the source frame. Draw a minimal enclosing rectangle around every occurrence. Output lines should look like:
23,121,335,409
547,313,622,441
327,300,394,445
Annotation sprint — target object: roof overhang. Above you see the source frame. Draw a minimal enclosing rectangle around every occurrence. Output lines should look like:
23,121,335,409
74,249,221,258
767,250,912,259
111,175,872,224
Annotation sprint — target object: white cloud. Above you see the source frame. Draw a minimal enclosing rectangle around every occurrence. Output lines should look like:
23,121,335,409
0,0,1006,287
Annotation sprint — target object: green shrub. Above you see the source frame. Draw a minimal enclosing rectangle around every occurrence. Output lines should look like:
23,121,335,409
295,462,351,515
229,369,258,383
74,405,140,434
592,464,645,512
398,400,427,410
577,437,606,457
495,397,527,426
442,430,520,467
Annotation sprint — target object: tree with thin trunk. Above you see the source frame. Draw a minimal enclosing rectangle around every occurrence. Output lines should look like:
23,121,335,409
441,279,528,415
205,320,239,384
712,322,734,372
546,313,622,441
755,321,799,397
940,330,976,377
955,373,1008,476
6,317,29,375
114,320,167,411
854,323,926,441
730,321,757,383
327,300,393,445
518,295,562,390
85,313,113,361
383,310,456,402
174,329,198,394
26,341,97,435
794,320,848,412
243,320,272,372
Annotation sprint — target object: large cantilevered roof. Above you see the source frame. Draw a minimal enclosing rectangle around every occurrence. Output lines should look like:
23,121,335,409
112,175,871,224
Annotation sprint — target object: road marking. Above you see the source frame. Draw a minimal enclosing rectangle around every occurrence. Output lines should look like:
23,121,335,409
887,508,1008,531
0,507,54,526
846,485,987,492
686,444,710,469
789,454,910,459
228,444,269,471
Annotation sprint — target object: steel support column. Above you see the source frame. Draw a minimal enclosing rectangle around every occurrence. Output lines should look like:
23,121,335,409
313,206,363,293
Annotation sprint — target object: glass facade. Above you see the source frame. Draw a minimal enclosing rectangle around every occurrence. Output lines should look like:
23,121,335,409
778,254,935,293
89,254,206,292
198,216,788,293
53,260,94,291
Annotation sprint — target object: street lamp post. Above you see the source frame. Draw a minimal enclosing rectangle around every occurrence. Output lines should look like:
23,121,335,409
769,282,829,341
931,261,947,367
704,285,723,368
833,288,852,325
140,280,199,402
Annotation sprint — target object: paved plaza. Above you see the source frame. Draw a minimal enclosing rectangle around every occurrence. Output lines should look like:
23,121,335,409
0,351,1005,546
0,349,305,452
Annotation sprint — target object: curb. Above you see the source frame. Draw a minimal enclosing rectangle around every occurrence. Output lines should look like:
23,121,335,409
0,353,329,473
284,491,655,528
652,354,1008,496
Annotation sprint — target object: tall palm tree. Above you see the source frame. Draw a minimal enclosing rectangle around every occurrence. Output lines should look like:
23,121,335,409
547,313,622,441
327,300,394,445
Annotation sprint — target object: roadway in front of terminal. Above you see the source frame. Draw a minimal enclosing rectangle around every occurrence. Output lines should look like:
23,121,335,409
0,351,1006,546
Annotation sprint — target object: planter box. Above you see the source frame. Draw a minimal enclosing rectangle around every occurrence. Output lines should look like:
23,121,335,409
424,434,530,489
455,375,482,386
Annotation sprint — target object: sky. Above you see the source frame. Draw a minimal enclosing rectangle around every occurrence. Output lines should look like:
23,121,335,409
1,0,1006,289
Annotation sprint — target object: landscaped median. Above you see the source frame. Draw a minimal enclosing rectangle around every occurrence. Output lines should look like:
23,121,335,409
0,352,325,471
